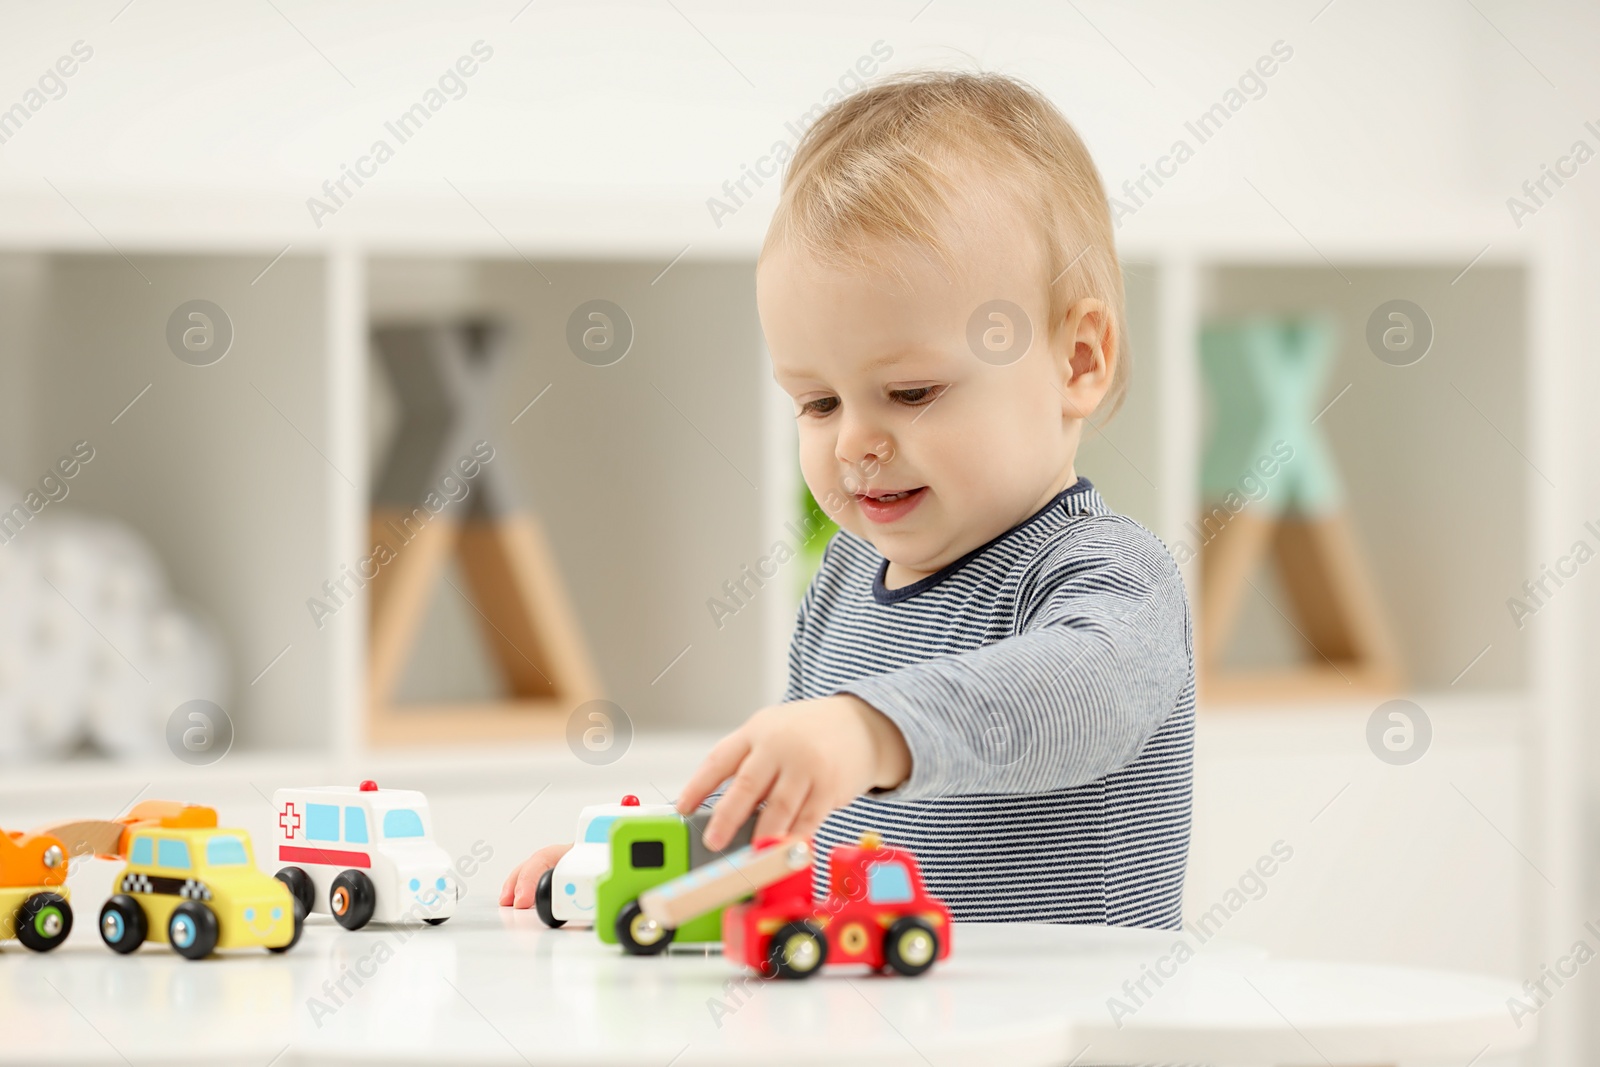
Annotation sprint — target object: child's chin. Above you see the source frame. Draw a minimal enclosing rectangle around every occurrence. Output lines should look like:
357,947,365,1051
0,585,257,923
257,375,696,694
873,537,940,568
850,519,938,563
861,526,916,548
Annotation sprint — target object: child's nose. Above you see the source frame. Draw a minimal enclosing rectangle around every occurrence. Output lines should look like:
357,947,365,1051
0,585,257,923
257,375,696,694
834,419,895,479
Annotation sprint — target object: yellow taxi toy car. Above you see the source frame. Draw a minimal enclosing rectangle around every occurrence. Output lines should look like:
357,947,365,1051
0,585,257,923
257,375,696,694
89,801,303,960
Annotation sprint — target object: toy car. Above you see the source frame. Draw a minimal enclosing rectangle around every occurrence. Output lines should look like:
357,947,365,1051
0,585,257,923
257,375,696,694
90,801,302,959
640,831,952,979
272,781,456,929
536,794,677,929
594,808,755,955
727,831,951,978
0,825,72,952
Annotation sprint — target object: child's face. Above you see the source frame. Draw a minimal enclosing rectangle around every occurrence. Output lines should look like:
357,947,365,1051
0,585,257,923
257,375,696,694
759,202,1113,585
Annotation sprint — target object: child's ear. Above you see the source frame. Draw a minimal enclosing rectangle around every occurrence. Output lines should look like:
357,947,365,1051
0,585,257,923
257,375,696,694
1053,297,1117,419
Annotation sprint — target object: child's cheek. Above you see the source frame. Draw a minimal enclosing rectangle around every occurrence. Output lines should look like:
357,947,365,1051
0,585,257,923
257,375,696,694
797,441,843,513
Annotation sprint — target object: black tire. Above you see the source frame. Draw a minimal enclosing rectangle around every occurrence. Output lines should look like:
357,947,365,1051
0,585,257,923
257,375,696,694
766,920,828,980
883,916,940,977
168,901,219,961
268,898,305,953
275,866,315,919
15,892,72,952
535,869,565,929
424,916,448,926
615,899,674,956
329,870,376,930
98,895,147,955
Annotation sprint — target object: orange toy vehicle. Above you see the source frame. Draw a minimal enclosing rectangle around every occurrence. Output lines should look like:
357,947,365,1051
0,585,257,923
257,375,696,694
0,825,73,952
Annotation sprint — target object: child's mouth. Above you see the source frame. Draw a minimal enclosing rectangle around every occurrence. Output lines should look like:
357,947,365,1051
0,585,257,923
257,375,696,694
855,486,928,524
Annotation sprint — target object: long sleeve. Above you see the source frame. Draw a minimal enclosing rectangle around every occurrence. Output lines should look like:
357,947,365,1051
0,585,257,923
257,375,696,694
838,518,1191,802
782,582,810,703
781,530,836,704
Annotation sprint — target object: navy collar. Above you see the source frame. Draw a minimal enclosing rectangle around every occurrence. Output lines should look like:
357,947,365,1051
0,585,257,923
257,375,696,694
871,477,1096,604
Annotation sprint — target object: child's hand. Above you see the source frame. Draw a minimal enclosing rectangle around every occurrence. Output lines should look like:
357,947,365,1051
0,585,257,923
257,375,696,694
676,695,911,851
499,842,573,909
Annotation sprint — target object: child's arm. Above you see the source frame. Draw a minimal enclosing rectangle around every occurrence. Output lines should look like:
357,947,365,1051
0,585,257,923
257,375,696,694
678,521,1189,850
500,577,835,909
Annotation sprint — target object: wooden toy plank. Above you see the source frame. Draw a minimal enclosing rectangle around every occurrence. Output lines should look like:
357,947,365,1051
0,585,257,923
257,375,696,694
30,819,124,861
35,803,218,861
640,836,811,929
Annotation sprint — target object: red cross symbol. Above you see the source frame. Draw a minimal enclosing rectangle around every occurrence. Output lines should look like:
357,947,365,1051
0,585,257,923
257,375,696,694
279,802,301,838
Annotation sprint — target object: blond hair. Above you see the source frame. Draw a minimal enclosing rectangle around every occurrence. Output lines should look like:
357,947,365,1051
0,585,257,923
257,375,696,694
761,70,1129,417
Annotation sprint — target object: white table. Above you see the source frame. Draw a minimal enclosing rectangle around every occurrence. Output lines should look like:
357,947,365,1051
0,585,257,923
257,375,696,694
0,897,1531,1066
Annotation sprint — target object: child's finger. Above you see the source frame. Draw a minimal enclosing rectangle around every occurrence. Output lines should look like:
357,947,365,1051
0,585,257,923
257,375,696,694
791,792,836,844
704,753,777,851
676,732,751,813
752,771,810,842
512,860,543,909
499,865,517,906
500,844,573,909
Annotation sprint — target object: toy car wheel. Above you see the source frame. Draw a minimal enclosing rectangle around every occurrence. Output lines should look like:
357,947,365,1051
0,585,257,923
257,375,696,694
15,892,73,952
330,870,376,930
883,916,940,977
615,900,674,955
168,901,219,960
274,866,316,918
535,869,565,929
268,898,306,953
98,895,147,955
766,920,828,980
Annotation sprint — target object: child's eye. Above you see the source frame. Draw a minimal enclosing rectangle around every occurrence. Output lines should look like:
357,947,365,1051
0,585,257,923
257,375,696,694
798,396,839,417
890,385,942,406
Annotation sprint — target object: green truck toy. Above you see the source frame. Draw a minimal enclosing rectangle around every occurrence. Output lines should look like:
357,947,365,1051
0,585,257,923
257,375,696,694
596,809,755,954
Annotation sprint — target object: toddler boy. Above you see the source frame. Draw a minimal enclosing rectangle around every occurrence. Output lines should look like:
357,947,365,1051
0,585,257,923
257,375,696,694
504,71,1193,928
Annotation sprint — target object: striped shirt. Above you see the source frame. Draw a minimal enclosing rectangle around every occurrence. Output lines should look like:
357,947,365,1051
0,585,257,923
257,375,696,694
789,477,1194,928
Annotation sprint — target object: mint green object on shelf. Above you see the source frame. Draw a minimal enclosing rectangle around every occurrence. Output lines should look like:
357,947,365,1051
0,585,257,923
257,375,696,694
1199,317,1343,516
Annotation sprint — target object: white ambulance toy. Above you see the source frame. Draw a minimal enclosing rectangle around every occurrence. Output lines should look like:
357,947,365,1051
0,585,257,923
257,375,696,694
271,781,456,929
537,794,675,929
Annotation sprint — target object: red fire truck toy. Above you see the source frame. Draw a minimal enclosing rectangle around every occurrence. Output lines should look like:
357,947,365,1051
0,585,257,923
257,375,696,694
638,830,951,979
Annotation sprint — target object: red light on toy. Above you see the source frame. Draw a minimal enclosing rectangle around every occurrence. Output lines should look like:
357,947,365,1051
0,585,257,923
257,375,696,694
359,780,378,792
621,795,639,807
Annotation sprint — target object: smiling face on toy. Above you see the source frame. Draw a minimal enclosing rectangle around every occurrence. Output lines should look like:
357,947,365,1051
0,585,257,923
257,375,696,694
409,875,451,909
242,904,286,937
562,875,596,914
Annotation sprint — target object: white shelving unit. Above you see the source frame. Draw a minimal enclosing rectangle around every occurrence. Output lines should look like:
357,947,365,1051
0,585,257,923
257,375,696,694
0,197,780,758
0,192,1579,1064
1097,225,1578,1067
